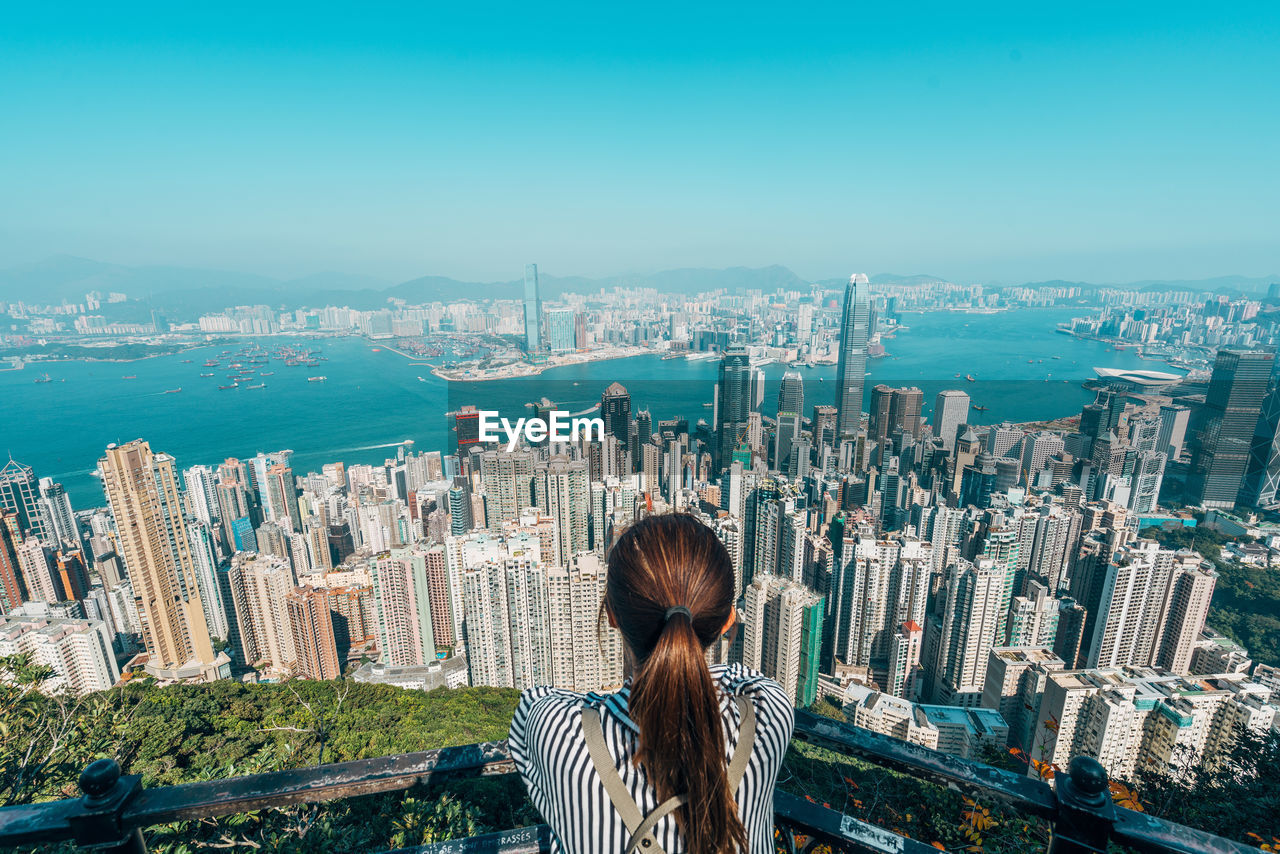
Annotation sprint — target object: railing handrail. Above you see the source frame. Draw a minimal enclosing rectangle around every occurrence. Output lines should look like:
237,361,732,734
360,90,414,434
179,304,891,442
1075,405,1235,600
0,715,1259,854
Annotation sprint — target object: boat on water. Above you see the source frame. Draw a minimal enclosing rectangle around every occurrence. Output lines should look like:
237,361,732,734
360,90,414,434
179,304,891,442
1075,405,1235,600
260,371,274,376
417,376,428,382
164,388,182,394
200,373,214,377
181,359,192,363
122,375,137,380
246,383,266,389
308,376,327,382
973,405,989,411
33,373,52,383
218,384,238,390
965,374,976,382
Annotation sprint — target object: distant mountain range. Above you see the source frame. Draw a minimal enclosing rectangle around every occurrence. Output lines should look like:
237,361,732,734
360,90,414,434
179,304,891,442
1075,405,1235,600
0,255,1276,317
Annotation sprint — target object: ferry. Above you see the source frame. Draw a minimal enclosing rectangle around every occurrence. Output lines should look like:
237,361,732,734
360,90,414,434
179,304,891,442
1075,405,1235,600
308,376,327,382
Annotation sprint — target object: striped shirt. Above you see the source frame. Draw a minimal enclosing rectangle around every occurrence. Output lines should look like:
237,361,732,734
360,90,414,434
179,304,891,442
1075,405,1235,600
508,663,795,854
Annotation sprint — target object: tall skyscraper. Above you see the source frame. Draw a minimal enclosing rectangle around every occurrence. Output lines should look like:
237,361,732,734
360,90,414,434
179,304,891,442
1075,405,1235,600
0,512,27,612
835,274,871,439
287,586,342,680
0,457,48,543
716,346,755,468
930,557,1005,707
545,553,623,692
601,382,631,444
1188,348,1272,509
229,552,296,673
100,440,226,682
1083,540,1216,674
742,573,824,707
934,390,971,452
545,306,576,353
1156,405,1190,461
37,479,77,549
523,263,542,353
1241,359,1280,508
372,547,437,667
774,371,804,473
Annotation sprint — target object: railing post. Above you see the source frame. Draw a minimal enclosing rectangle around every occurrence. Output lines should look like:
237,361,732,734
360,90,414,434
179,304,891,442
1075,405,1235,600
1049,756,1114,854
66,758,147,853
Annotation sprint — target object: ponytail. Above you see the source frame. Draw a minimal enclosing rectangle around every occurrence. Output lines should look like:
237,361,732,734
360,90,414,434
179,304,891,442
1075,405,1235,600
606,514,747,854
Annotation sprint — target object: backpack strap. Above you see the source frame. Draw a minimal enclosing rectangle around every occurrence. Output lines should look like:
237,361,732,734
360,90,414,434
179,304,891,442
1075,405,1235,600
580,695,758,854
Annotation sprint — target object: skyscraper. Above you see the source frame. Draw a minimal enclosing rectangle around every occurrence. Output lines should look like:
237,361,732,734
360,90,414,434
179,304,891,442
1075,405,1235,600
600,382,631,444
742,573,824,706
287,586,342,680
523,263,542,353
1188,348,1273,509
1241,359,1280,508
930,557,1005,707
0,457,48,543
835,273,871,439
934,390,971,452
100,440,226,681
774,371,804,473
1156,405,1190,461
0,512,27,612
716,346,755,469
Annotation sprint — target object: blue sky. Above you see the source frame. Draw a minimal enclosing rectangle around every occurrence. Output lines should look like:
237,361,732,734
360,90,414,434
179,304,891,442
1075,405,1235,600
1,2,1277,284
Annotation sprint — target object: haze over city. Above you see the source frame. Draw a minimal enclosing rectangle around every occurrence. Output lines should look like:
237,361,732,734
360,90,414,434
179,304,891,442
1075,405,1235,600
3,2,1278,284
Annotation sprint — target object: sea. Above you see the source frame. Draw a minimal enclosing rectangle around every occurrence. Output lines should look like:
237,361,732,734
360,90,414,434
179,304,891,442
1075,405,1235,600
1,307,1169,508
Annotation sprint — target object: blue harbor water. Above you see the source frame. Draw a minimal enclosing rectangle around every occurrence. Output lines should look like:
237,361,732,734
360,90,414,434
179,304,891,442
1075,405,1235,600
1,307,1168,507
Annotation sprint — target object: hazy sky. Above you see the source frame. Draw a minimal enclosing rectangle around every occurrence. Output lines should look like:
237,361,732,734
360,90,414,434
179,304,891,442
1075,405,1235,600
2,2,1277,284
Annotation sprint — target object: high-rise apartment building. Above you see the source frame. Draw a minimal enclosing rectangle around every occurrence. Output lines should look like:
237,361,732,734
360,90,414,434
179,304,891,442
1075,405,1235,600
230,552,297,674
1083,540,1216,674
742,573,824,706
100,440,226,682
835,274,871,439
0,615,120,695
286,586,342,680
930,557,1005,707
545,553,623,692
372,547,436,667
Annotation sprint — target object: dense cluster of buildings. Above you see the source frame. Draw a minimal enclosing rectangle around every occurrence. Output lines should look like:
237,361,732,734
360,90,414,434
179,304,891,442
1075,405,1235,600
3,272,1280,785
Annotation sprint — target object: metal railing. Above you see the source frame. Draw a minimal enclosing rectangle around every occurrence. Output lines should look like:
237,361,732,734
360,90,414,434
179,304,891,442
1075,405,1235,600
0,710,1257,854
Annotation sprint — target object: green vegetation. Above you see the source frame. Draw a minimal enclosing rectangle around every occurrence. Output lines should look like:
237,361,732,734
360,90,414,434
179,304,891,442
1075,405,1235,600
1140,524,1280,667
0,655,533,853
3,654,1276,853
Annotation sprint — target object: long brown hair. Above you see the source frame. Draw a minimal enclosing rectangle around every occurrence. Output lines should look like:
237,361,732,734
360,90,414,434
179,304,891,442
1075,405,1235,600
605,513,746,854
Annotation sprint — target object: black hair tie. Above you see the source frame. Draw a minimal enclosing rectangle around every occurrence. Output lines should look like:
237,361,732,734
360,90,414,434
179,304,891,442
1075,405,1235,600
664,605,692,623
